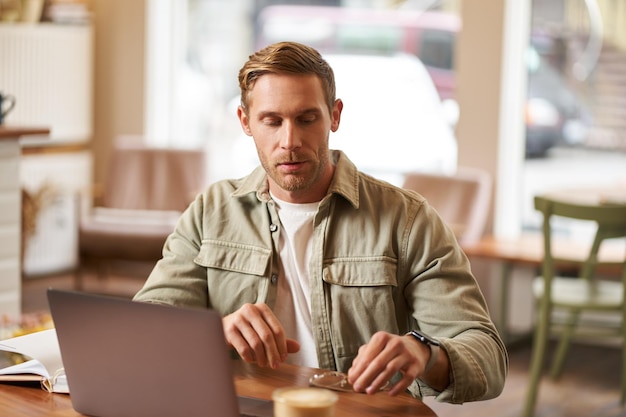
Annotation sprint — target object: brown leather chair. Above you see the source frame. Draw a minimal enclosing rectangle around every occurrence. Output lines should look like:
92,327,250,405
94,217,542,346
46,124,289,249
402,167,492,245
77,138,206,289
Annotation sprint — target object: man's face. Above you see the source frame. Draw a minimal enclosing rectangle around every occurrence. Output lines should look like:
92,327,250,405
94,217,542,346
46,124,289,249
238,73,342,203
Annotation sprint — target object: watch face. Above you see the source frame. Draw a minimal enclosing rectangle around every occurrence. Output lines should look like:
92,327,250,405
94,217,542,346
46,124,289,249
409,330,441,346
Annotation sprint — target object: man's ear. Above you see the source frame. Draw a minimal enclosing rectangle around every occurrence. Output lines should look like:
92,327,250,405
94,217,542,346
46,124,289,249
237,106,253,136
330,99,343,133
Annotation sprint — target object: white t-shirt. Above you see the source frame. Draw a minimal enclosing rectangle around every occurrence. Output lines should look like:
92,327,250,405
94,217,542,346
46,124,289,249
271,193,318,367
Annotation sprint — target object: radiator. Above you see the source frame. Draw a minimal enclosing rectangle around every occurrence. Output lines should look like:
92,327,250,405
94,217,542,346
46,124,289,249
0,23,93,145
20,152,92,276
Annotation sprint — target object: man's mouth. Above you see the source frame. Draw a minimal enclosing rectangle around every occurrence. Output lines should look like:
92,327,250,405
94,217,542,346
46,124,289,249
277,160,306,171
277,158,305,166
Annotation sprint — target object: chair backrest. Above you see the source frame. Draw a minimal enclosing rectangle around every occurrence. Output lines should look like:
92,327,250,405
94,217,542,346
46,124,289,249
102,137,206,212
402,167,492,245
534,195,626,282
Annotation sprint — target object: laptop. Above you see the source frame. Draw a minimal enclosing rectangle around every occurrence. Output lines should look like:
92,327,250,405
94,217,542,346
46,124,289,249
47,288,274,417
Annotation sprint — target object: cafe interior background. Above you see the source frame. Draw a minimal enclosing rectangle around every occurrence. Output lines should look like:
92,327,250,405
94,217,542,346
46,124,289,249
1,0,626,415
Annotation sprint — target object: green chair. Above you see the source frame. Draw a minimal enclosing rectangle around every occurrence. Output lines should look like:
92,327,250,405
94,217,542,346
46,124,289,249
523,195,626,417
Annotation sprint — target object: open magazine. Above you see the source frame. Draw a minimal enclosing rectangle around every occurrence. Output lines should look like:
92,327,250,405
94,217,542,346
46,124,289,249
0,328,68,393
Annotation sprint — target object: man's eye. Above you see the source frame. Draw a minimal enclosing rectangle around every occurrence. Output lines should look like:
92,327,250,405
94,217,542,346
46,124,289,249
299,115,316,124
263,118,281,126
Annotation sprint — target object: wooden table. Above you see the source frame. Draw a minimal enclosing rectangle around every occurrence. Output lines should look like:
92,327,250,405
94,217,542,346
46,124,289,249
0,361,437,416
543,185,626,206
461,184,626,345
462,233,625,345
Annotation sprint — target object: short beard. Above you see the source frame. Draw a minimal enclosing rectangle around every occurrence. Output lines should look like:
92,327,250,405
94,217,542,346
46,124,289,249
260,147,330,193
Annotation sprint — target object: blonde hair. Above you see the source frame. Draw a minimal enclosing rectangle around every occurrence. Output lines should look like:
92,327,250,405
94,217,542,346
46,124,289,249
238,41,336,114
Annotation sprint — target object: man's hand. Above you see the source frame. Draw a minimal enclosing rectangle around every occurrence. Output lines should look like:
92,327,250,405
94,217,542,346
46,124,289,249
347,331,448,396
222,303,300,369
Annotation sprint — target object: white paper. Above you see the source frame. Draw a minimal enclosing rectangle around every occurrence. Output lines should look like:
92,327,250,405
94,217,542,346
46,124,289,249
0,329,68,393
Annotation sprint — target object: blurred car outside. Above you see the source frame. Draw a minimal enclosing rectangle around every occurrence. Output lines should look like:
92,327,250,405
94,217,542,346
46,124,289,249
222,52,457,186
326,53,457,184
256,4,592,158
256,5,458,102
524,44,592,156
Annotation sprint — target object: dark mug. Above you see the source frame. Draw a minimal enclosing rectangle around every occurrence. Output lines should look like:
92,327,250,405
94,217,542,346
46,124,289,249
0,93,17,125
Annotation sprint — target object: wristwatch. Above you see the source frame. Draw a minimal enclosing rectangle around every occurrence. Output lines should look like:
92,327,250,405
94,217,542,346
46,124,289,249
406,330,441,374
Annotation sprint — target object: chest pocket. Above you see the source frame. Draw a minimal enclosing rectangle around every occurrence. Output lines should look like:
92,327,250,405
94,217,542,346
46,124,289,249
322,256,398,287
195,239,270,275
194,239,272,313
322,257,400,365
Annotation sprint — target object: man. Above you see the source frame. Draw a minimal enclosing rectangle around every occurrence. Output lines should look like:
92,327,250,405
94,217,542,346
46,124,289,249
134,41,507,404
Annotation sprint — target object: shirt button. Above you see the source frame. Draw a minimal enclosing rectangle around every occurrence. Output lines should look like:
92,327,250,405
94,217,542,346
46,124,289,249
271,274,278,284
269,224,278,232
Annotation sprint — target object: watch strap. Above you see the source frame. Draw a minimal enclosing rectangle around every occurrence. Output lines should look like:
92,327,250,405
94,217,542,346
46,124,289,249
422,343,440,374
405,330,440,374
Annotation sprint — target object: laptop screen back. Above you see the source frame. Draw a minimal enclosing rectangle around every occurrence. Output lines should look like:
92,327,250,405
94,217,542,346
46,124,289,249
47,289,241,417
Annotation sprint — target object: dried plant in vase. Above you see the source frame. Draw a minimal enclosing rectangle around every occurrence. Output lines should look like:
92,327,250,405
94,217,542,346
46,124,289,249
20,183,58,269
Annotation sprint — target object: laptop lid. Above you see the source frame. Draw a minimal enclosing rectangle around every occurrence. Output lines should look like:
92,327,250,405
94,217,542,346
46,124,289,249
47,289,270,417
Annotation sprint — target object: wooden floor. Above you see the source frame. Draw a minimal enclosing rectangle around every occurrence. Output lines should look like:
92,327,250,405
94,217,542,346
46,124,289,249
21,267,625,417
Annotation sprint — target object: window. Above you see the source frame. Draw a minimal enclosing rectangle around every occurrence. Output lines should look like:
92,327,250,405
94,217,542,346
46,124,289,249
152,0,462,183
419,30,455,70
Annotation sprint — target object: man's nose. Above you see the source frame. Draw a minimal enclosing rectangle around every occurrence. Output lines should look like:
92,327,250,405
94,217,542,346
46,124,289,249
279,121,301,150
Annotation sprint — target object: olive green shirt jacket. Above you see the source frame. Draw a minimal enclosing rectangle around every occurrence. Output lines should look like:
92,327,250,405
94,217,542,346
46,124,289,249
133,150,508,404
